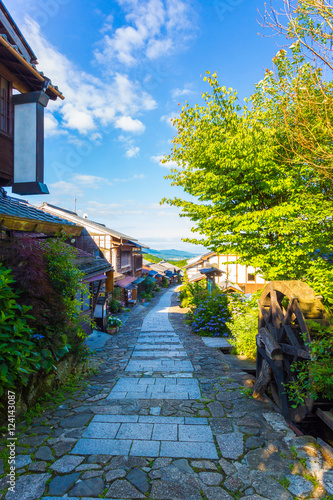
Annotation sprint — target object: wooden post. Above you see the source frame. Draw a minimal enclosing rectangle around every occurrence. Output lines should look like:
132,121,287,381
105,270,114,293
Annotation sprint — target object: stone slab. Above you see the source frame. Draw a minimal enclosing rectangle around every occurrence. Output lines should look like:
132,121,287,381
116,423,153,440
201,337,231,348
216,432,244,460
160,441,219,459
70,438,132,455
94,415,139,423
82,422,120,439
152,424,178,441
179,425,214,442
130,440,160,457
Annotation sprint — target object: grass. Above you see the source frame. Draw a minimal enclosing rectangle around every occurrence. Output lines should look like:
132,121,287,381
278,477,290,488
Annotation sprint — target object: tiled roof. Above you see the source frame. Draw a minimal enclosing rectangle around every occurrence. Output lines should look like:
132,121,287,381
185,251,214,268
76,259,112,278
115,276,137,288
41,202,143,242
0,190,77,227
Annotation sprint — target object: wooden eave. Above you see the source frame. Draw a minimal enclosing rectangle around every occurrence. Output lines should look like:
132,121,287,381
0,214,82,235
0,37,64,100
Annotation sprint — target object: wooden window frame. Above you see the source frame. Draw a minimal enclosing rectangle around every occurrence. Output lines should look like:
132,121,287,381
121,251,131,268
0,75,12,137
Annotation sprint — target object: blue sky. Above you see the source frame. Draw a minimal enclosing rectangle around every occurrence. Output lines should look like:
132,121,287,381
6,0,283,252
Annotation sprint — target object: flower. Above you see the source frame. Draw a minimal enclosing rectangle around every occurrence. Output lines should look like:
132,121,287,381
107,316,123,327
32,334,44,340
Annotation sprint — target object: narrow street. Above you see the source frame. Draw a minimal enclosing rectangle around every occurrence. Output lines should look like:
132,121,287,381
1,287,332,500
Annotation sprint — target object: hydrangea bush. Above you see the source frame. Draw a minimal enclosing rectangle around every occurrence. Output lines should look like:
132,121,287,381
107,316,123,328
186,290,231,337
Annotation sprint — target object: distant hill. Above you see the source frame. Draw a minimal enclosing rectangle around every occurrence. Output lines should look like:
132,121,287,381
143,249,200,261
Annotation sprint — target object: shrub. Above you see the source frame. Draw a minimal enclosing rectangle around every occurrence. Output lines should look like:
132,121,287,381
155,286,161,292
227,291,262,360
284,320,333,406
0,265,41,398
109,298,121,313
179,280,208,308
107,316,123,328
142,277,155,295
162,276,169,288
228,309,258,360
187,291,231,337
0,236,89,364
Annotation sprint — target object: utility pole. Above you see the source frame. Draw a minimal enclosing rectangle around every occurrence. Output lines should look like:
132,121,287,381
74,197,77,213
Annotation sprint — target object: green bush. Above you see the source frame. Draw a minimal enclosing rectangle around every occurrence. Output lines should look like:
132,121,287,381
284,320,333,406
187,289,231,337
227,291,262,360
107,316,123,328
228,309,258,360
142,277,155,295
162,276,169,288
179,280,208,308
109,298,121,313
0,265,41,398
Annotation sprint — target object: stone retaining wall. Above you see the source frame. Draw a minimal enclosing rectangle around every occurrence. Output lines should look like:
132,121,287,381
0,354,88,422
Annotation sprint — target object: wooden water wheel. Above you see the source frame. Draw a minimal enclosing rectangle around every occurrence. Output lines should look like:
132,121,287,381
252,281,330,423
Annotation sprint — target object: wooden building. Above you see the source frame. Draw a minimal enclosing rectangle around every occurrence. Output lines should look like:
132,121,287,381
0,189,113,333
0,1,63,195
185,252,266,294
40,203,148,283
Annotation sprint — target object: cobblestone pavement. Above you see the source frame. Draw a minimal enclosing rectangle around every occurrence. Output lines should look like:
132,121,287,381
1,287,333,500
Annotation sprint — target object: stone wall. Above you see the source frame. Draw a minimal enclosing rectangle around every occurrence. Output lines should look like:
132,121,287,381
0,353,88,422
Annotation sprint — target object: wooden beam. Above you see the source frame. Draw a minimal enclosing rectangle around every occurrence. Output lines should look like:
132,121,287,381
0,62,30,93
0,37,64,100
92,280,103,316
0,214,83,235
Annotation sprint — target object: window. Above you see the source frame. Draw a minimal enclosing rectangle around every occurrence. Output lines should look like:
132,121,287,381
76,285,91,311
121,251,131,267
134,255,142,271
0,76,11,135
248,273,255,282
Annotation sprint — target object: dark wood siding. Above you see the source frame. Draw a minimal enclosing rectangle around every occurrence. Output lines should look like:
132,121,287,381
0,132,13,184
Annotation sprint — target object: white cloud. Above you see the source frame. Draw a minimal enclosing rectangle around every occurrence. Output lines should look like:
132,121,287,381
114,173,145,182
146,38,173,59
160,112,178,127
20,18,157,136
115,116,145,133
94,0,197,67
49,181,83,197
100,14,114,34
44,111,65,138
72,174,113,188
151,155,178,168
171,86,196,99
126,146,140,158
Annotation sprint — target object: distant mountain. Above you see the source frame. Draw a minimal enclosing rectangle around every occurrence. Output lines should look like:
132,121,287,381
143,249,200,260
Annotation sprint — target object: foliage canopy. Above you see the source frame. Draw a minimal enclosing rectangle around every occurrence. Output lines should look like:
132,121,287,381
162,68,333,289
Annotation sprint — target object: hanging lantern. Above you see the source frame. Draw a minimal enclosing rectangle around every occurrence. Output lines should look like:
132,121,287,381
11,91,49,195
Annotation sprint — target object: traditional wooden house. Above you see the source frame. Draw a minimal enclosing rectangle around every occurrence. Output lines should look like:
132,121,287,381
185,252,266,294
73,248,113,333
0,1,63,195
0,189,113,333
40,203,148,307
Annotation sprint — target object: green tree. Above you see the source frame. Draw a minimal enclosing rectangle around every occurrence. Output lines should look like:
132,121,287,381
161,71,333,283
259,1,333,179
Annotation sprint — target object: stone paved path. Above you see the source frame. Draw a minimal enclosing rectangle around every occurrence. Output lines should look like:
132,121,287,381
0,287,333,500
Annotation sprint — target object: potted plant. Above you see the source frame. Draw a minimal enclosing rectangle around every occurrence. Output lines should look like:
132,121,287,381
106,315,123,334
140,291,147,303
